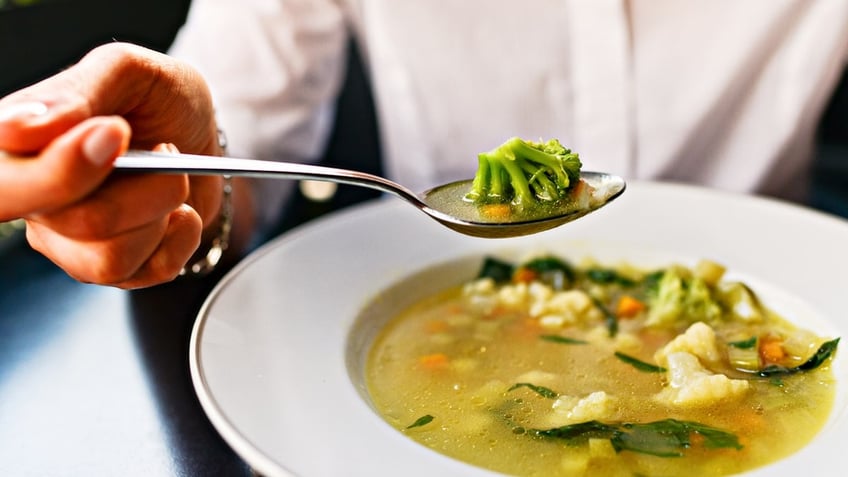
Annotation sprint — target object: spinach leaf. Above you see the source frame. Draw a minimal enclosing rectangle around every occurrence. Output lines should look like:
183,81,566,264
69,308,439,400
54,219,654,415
406,414,434,429
758,338,840,377
508,382,559,399
592,297,619,338
523,256,575,290
477,257,514,283
728,337,758,349
533,420,619,440
616,420,742,457
614,352,667,373
586,268,636,287
540,334,588,345
642,270,665,295
796,338,840,371
533,419,742,458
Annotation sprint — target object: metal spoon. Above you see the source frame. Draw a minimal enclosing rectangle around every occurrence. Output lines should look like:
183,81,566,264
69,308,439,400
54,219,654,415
115,149,625,238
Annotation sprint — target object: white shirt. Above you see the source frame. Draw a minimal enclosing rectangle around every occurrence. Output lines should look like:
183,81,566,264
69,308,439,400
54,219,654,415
170,0,848,228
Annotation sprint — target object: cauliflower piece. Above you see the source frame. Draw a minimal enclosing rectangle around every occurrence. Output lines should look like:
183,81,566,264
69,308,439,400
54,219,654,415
539,314,568,329
463,277,495,295
548,391,613,427
498,282,529,307
528,281,554,302
588,438,617,459
654,322,721,367
657,352,749,407
530,289,596,325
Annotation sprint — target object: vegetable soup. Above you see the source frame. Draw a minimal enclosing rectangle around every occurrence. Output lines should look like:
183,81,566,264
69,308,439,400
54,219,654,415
366,255,839,476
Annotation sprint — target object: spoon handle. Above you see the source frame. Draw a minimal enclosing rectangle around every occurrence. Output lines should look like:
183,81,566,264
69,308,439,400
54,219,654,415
115,149,418,201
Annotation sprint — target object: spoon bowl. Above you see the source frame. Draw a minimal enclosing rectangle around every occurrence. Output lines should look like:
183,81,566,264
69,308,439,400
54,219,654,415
115,150,625,238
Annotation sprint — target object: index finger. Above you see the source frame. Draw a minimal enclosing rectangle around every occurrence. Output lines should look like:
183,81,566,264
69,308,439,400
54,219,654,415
0,42,210,154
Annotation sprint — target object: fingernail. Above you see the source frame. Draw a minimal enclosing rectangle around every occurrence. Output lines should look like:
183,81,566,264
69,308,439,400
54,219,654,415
0,101,49,123
83,123,124,166
154,142,180,154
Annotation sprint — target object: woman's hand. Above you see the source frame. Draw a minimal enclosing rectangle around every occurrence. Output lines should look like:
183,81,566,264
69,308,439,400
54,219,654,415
0,42,238,288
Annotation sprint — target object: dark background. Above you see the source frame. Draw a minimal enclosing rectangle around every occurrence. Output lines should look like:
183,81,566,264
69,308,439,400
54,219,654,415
0,0,385,235
1,0,845,229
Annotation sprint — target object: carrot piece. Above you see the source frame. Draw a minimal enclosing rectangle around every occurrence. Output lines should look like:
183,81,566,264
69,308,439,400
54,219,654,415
479,203,512,221
569,179,588,199
759,335,786,364
512,267,538,284
615,295,646,318
418,353,449,369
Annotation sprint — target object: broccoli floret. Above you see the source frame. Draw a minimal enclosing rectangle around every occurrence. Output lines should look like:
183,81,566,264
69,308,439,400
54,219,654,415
467,137,582,208
645,266,724,327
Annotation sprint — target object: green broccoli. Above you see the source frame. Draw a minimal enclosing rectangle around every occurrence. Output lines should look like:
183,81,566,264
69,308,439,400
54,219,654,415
467,137,582,208
645,266,724,327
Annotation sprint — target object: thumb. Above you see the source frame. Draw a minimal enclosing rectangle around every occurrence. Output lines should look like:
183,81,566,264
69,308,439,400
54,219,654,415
0,115,130,221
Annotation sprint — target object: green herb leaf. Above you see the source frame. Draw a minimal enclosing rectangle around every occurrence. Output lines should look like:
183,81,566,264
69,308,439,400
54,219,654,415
524,256,575,278
758,338,840,377
728,337,758,349
797,338,840,371
614,352,667,373
533,420,619,440
616,420,742,456
477,257,515,283
508,382,559,399
406,414,434,429
642,270,665,294
533,419,742,458
540,335,589,345
592,297,618,338
586,268,636,287
523,257,575,289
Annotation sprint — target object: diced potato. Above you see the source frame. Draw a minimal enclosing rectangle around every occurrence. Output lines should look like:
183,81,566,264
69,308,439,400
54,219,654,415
694,259,726,287
589,438,617,459
718,282,765,323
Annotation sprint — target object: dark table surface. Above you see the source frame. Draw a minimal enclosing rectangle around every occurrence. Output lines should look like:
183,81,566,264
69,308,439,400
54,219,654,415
0,235,252,477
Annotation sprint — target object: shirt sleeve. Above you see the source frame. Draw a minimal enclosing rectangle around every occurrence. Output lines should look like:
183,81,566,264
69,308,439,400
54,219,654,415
168,0,349,234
